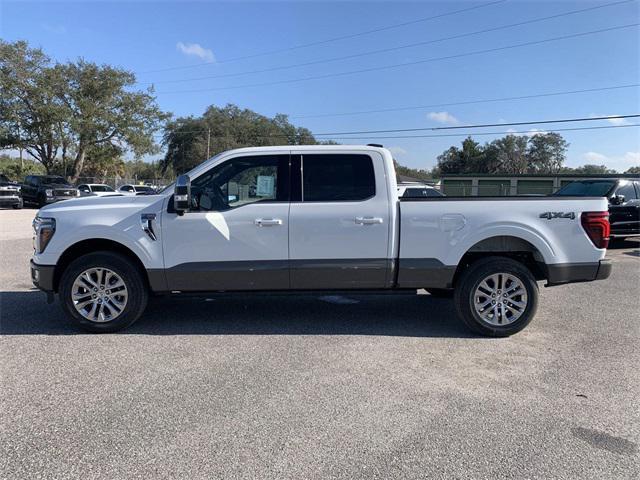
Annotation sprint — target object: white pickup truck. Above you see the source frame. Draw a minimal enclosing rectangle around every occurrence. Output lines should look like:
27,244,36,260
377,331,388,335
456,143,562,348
31,145,612,336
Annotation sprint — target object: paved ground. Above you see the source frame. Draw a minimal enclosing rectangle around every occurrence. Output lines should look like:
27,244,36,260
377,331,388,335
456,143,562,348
1,207,638,479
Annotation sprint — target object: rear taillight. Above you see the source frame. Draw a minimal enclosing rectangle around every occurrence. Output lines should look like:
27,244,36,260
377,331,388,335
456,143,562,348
581,211,610,249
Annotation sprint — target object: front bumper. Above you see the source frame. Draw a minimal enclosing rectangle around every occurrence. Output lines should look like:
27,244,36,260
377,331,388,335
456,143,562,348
546,259,612,286
30,260,56,292
0,196,21,206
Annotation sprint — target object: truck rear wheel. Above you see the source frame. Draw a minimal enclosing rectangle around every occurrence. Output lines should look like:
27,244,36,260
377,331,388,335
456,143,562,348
59,251,148,333
454,256,538,337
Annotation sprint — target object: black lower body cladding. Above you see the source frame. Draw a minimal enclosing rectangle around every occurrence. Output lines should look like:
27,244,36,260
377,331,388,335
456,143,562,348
546,259,612,286
30,260,55,292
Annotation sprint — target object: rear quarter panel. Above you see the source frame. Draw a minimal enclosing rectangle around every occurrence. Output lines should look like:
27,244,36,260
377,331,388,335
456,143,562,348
399,197,609,266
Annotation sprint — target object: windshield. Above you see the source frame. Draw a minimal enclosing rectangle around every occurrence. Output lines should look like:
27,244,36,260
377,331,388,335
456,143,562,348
91,185,114,192
554,180,616,197
42,176,70,185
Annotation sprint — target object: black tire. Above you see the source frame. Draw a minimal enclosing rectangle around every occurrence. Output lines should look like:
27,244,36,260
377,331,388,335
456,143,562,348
37,194,47,208
59,251,148,333
425,288,454,298
454,256,538,337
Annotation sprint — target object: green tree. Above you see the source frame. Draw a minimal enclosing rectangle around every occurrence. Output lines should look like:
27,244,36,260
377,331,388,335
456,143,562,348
570,164,617,175
526,132,569,173
485,135,529,174
53,60,169,181
161,104,333,175
435,137,484,174
0,154,45,179
393,160,433,181
0,40,169,180
0,41,66,173
624,166,640,174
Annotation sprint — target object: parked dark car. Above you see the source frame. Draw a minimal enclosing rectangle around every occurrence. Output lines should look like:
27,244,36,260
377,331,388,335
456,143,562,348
0,173,23,209
554,178,640,238
21,175,79,208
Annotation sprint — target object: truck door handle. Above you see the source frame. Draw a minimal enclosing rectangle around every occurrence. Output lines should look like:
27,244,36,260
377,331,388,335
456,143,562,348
355,216,383,225
254,218,283,227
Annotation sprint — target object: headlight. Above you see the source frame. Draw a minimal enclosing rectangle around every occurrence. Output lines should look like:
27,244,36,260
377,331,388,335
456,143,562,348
32,217,56,254
45,189,53,197
76,190,80,196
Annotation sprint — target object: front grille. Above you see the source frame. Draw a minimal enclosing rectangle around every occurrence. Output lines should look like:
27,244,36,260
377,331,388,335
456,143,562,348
55,189,76,197
0,190,18,197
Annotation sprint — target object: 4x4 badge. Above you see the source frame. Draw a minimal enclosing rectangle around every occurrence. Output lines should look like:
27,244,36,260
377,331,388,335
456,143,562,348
539,212,575,220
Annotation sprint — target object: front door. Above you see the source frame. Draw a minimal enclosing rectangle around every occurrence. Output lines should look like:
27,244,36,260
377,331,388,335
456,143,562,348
162,153,290,291
609,180,640,236
288,151,392,289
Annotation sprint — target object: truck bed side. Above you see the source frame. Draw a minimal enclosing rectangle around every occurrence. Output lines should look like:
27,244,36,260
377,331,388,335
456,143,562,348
397,196,609,288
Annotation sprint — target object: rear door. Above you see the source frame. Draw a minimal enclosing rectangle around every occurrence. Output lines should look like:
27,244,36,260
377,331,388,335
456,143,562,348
288,151,392,289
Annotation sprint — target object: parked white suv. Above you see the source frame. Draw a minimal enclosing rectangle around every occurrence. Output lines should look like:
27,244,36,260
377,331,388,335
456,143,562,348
30,145,611,336
77,184,116,197
117,184,156,195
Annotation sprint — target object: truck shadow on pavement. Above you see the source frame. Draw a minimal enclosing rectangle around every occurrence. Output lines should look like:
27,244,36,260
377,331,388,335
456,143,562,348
0,290,475,338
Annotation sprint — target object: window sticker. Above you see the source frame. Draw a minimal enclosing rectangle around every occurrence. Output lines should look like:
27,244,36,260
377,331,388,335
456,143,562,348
256,175,275,197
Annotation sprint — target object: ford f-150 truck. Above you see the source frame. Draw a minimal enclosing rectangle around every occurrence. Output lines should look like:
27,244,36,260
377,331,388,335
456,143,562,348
30,145,612,336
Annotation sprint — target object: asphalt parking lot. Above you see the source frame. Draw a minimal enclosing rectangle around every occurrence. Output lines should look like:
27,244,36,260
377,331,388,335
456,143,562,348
1,207,638,479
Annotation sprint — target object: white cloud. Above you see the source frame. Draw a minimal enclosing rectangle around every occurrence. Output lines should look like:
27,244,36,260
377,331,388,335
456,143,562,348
590,113,629,126
526,129,548,137
428,111,459,125
604,115,629,126
176,42,215,62
577,151,640,172
582,151,608,163
388,146,407,157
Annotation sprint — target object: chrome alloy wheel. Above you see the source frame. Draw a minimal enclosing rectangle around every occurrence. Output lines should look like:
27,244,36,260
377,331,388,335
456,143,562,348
473,273,528,326
71,268,128,323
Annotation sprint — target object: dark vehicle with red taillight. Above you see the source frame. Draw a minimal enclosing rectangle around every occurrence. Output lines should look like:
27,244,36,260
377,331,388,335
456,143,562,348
555,178,640,238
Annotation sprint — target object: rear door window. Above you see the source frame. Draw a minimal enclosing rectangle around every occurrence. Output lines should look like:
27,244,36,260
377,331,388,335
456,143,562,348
301,154,375,202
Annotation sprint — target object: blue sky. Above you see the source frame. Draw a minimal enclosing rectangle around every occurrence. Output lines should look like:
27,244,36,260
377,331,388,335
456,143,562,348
2,0,639,171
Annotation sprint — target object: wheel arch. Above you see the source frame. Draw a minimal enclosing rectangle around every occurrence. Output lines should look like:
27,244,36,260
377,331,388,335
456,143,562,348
452,235,549,287
53,238,152,293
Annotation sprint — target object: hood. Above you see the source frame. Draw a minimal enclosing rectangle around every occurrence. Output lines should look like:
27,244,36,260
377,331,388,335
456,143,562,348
45,183,77,189
0,181,20,188
39,192,166,215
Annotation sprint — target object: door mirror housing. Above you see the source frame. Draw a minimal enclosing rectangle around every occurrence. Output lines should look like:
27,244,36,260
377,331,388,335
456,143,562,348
174,175,191,215
610,194,625,205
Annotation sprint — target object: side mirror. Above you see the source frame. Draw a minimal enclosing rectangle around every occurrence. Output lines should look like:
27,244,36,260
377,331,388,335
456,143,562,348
610,194,625,205
174,175,191,215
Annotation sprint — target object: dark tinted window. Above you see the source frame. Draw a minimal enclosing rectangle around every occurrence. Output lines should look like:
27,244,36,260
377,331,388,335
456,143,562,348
302,154,375,202
78,185,90,192
91,185,114,192
121,185,133,192
616,181,637,200
403,187,443,197
554,180,616,197
42,176,69,185
135,186,154,192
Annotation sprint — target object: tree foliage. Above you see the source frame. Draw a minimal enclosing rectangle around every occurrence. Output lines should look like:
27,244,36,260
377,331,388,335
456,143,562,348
0,40,169,180
161,104,334,174
436,133,571,174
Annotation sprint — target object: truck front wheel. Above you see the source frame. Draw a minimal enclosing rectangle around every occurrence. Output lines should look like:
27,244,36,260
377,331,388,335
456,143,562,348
454,257,538,337
59,251,148,333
